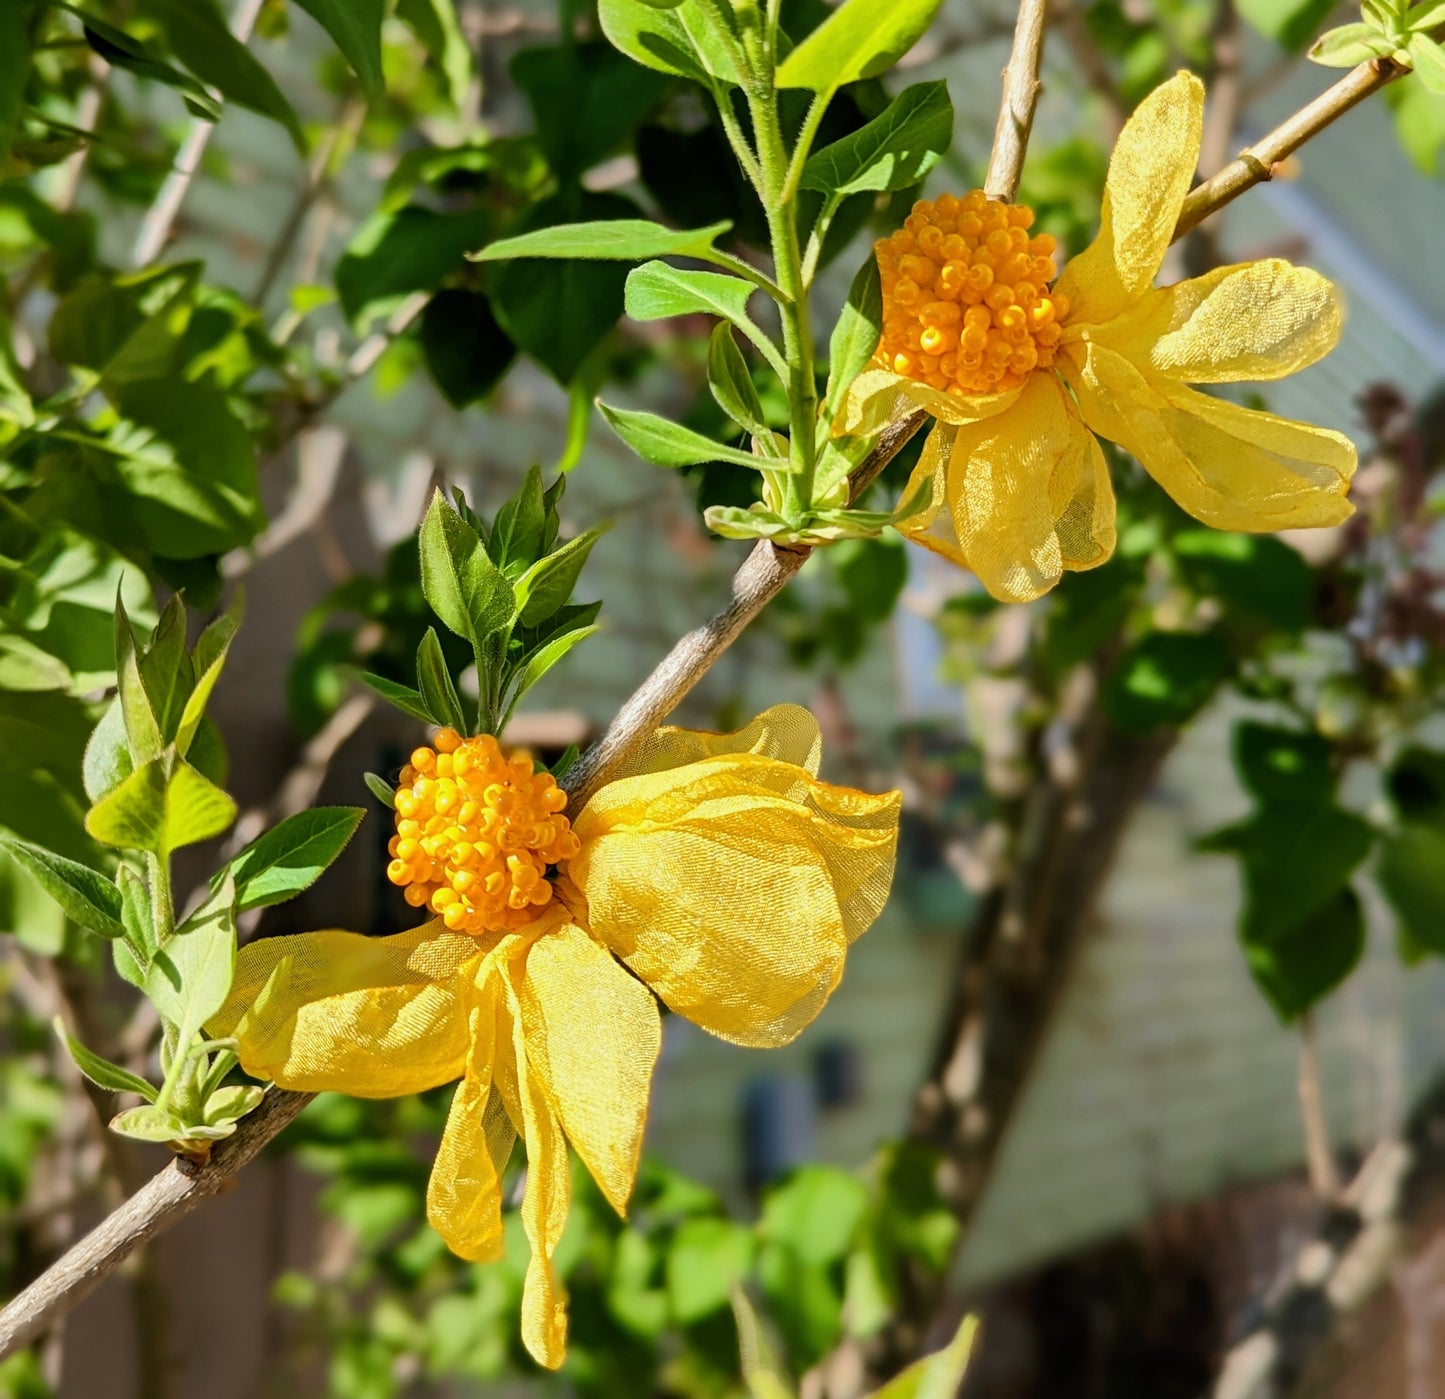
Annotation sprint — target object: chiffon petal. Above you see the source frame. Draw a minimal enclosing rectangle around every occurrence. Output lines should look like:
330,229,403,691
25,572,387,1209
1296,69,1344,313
1067,343,1356,530
217,921,478,1097
835,367,1020,437
569,755,900,1047
513,917,661,1217
1057,72,1205,325
1089,259,1344,383
600,704,825,783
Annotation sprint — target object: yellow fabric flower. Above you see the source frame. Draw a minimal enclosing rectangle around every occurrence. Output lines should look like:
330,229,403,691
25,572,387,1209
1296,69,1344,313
840,71,1356,604
214,705,899,1370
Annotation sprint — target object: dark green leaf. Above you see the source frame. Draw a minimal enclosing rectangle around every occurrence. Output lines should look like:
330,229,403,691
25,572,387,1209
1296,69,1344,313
802,81,952,196
597,0,745,84
138,594,195,744
416,627,467,734
1378,824,1445,956
419,289,515,409
489,465,546,574
223,807,365,912
293,0,386,100
336,206,490,331
395,0,471,107
1241,885,1365,1022
1172,531,1311,632
516,624,599,698
0,836,124,939
1387,745,1445,825
115,597,162,764
598,402,774,469
1233,723,1335,808
364,772,396,808
822,254,881,423
775,0,945,92
55,1021,157,1100
1102,630,1232,731
419,490,514,644
72,10,219,118
141,0,305,150
0,1,32,165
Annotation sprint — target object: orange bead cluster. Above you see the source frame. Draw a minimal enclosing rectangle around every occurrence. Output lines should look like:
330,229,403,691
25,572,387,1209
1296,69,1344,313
875,192,1069,396
386,728,581,937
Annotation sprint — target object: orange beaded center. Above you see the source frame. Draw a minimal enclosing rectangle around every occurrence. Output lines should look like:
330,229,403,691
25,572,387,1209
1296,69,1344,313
386,728,581,937
874,192,1069,397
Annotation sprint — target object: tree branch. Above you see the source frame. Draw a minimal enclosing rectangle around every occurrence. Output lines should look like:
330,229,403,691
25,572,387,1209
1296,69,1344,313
984,0,1049,202
1174,55,1408,239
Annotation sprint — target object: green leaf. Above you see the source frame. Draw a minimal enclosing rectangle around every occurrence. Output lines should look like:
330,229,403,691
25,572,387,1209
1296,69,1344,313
55,1021,157,1101
0,634,71,692
1388,77,1445,173
730,1291,796,1399
364,772,396,809
1238,0,1339,50
146,877,236,1049
0,1,31,165
1241,885,1365,1022
48,263,199,386
357,671,435,724
1233,723,1334,808
419,490,515,644
141,0,305,150
176,597,242,755
486,192,639,385
1172,531,1311,632
762,1167,869,1266
1309,22,1397,65
336,206,490,331
396,0,471,108
1378,824,1445,955
516,624,600,698
222,807,365,912
1410,33,1445,94
419,289,515,409
473,218,733,265
823,255,882,425
667,1218,754,1323
802,81,953,196
1102,630,1231,732
85,757,236,857
1387,745,1445,825
204,1083,263,1126
708,324,771,440
0,837,125,939
625,260,758,326
1407,1,1445,31
293,0,386,100
115,596,163,764
416,628,467,735
137,594,194,744
516,529,605,627
598,0,744,85
775,0,945,93
598,402,779,469
869,1316,978,1399
490,465,546,573
71,10,219,119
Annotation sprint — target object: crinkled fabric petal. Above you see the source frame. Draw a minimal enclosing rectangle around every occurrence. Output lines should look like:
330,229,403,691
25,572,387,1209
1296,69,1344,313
1088,259,1344,383
898,374,1116,602
568,755,900,1047
602,704,824,784
1067,343,1356,530
835,367,1020,438
513,916,661,1218
891,420,970,567
1057,72,1204,324
216,920,478,1097
427,979,508,1263
505,983,571,1372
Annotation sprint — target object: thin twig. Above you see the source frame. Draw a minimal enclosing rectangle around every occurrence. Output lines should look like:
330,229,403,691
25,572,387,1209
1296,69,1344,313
1174,55,1407,238
1299,1010,1341,1201
984,0,1049,202
129,0,267,267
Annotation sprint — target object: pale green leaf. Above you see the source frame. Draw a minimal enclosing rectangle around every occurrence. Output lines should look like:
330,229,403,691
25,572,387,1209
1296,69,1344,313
146,877,237,1051
598,0,745,84
55,1020,157,1100
110,1104,190,1143
775,0,945,93
204,1083,264,1126
1410,32,1445,93
730,1290,795,1399
1309,22,1397,64
85,756,236,856
598,402,784,469
867,1316,978,1399
707,323,771,440
416,627,467,734
625,261,757,325
471,219,732,264
823,255,882,425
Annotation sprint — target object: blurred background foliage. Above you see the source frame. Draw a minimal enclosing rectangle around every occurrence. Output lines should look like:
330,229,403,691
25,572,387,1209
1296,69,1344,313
3,0,1445,1396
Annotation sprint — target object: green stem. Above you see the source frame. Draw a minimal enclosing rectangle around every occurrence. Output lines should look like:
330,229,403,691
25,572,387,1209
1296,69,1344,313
747,89,817,520
146,851,174,948
781,93,829,203
708,77,763,189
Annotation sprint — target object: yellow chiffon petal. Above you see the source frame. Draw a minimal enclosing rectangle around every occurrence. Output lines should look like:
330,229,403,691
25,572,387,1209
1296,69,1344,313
569,753,900,1047
1057,72,1204,324
512,917,661,1218
890,421,969,567
1089,259,1344,383
897,374,1116,602
506,984,571,1372
426,978,513,1262
1067,344,1356,530
835,367,1021,437
600,703,824,784
217,920,479,1097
